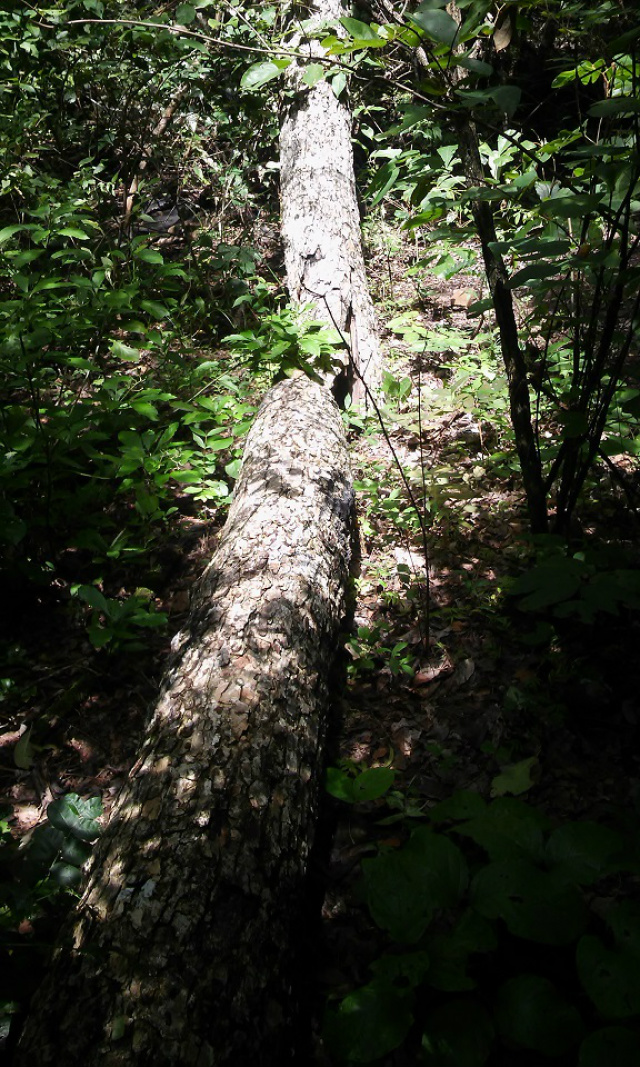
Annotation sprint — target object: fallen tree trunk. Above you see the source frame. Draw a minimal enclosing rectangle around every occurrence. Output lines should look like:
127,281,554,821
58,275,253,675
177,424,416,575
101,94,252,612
280,0,382,402
15,374,355,1067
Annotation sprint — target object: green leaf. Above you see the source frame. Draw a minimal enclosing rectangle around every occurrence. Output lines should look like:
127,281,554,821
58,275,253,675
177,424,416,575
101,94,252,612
422,999,495,1066
60,837,92,867
496,974,584,1056
47,793,102,842
175,3,196,22
454,798,549,863
490,757,539,797
14,727,35,770
490,85,521,116
50,861,83,888
406,827,469,907
58,226,90,240
510,558,583,611
608,901,640,958
363,848,434,942
134,248,165,264
131,401,159,421
579,1027,640,1067
425,912,496,992
241,61,284,91
546,822,624,885
302,63,325,88
589,97,640,118
110,339,141,362
350,767,396,802
428,790,487,823
140,299,170,321
76,584,110,612
411,8,459,47
457,56,493,77
508,262,562,289
323,979,413,1064
577,934,640,1018
341,17,379,41
470,860,588,944
0,224,36,244
330,71,347,98
370,951,430,989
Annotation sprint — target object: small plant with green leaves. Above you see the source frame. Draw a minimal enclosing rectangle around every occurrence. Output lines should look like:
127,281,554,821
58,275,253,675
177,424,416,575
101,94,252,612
0,794,102,1044
322,781,640,1066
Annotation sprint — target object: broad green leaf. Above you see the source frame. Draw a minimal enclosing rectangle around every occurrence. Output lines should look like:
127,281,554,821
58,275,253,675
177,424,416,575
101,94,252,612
110,339,141,362
490,85,521,116
546,821,624,884
302,63,325,88
47,793,102,842
20,824,65,882
341,17,379,41
457,56,493,77
363,847,435,942
577,934,640,1018
589,97,640,118
510,558,583,611
131,401,159,420
61,837,92,867
50,861,83,888
470,860,588,944
330,71,347,98
76,584,110,611
324,763,394,802
14,727,35,770
140,299,170,320
490,757,539,797
407,827,469,908
496,974,584,1055
608,901,640,957
371,951,430,988
454,797,549,862
58,226,90,240
241,61,284,91
0,224,36,244
175,3,196,22
134,248,165,264
422,999,495,1066
351,767,396,802
424,911,497,994
323,979,413,1063
579,1027,640,1066
411,8,459,47
508,262,562,288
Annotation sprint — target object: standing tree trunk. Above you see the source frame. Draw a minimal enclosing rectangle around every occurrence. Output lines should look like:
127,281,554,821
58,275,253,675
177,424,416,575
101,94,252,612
15,2,382,1063
15,376,355,1067
280,0,382,402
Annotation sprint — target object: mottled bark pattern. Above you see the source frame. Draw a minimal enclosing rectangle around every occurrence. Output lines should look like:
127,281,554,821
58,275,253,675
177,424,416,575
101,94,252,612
280,0,382,400
16,376,354,1067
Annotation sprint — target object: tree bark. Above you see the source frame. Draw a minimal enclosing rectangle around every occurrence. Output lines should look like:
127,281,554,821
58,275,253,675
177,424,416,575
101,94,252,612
15,374,355,1067
280,0,382,403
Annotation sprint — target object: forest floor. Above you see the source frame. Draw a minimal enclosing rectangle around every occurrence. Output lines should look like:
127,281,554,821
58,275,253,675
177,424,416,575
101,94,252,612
1,224,640,1063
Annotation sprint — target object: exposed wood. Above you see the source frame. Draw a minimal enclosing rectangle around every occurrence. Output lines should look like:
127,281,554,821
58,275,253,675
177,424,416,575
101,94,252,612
15,375,355,1067
280,0,382,402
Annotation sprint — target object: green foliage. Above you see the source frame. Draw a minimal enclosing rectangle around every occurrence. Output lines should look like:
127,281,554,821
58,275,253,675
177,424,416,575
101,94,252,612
0,794,102,1040
322,786,640,1065
508,543,640,624
341,0,640,532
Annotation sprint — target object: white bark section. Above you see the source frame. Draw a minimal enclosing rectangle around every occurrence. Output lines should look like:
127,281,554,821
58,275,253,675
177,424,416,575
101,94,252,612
280,0,382,401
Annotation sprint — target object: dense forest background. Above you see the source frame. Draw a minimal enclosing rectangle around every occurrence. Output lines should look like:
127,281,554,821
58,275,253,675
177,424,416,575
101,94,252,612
1,1,640,1064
